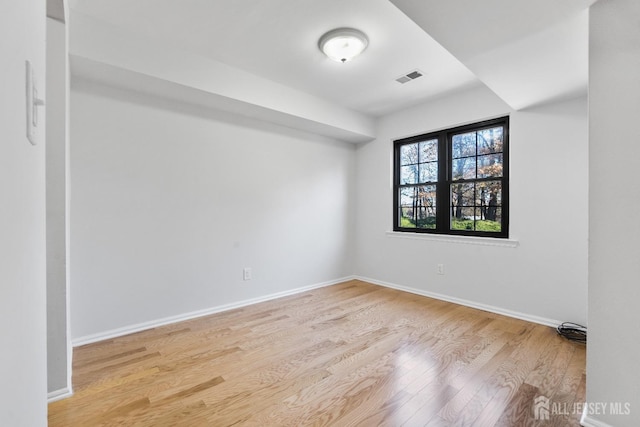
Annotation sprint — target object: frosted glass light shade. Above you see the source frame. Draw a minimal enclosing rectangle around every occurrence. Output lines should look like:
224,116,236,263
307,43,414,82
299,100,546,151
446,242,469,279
318,28,369,63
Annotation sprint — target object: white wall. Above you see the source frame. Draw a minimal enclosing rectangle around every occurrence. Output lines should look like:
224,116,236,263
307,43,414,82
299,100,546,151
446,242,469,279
46,16,71,396
355,85,588,325
70,79,356,341
587,0,640,425
0,1,48,425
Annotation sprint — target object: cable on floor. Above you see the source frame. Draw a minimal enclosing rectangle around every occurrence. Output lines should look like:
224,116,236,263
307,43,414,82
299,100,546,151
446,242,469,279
556,322,587,343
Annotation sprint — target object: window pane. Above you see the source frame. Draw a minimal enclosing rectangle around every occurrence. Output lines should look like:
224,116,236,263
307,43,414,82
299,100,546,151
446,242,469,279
399,208,416,228
451,207,476,230
477,154,503,178
400,165,419,184
477,127,504,155
477,181,502,208
419,139,438,162
477,209,502,233
400,143,419,166
452,132,476,158
419,161,438,183
399,186,436,229
451,157,475,180
400,187,416,207
477,181,502,230
451,183,474,207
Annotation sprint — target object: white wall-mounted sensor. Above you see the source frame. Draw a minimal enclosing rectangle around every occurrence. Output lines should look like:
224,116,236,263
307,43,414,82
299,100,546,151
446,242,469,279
26,60,45,145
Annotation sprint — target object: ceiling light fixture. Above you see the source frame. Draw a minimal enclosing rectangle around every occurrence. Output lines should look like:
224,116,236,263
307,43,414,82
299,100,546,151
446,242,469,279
318,28,369,63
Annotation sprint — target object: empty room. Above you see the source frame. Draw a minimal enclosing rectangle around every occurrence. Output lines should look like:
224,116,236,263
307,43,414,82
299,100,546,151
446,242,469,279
2,0,639,426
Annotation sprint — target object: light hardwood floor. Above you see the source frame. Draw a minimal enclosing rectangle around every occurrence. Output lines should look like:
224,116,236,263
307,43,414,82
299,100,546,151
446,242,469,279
48,280,586,426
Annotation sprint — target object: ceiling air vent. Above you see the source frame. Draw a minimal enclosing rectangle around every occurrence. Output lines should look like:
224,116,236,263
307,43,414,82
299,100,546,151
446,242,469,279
395,69,424,84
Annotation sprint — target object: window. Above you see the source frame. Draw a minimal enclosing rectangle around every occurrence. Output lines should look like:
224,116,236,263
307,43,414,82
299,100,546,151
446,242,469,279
393,117,509,238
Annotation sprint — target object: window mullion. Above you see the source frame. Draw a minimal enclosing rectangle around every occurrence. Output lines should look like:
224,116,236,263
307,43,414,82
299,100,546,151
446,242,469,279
437,132,449,232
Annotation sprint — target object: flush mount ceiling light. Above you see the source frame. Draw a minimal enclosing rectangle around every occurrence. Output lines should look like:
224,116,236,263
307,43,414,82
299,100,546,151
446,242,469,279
318,28,369,63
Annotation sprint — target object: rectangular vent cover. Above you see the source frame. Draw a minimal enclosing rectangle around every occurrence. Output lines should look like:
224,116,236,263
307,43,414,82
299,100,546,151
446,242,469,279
395,69,424,84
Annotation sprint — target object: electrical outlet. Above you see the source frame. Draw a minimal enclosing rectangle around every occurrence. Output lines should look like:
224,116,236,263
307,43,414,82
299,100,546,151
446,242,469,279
243,267,252,281
437,264,444,275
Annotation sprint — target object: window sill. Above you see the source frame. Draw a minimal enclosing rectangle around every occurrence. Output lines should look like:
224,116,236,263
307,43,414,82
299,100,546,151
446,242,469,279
385,231,519,248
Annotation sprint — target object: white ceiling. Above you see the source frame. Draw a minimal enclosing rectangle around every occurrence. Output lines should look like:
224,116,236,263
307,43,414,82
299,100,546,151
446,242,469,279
390,0,597,110
68,0,595,141
46,0,65,22
69,0,479,117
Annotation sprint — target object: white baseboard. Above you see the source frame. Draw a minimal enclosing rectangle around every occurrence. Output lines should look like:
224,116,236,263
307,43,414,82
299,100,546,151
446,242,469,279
71,273,564,347
581,408,614,427
355,275,562,328
48,387,73,403
72,276,355,347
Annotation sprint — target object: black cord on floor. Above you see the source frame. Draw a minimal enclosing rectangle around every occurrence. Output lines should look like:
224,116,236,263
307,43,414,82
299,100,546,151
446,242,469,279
556,322,587,343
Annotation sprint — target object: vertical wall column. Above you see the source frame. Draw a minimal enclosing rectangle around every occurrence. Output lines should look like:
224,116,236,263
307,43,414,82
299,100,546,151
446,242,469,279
587,1,640,426
46,16,71,399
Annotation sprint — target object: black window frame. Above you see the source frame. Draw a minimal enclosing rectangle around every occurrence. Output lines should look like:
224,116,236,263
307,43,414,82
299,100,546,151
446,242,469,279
393,116,509,238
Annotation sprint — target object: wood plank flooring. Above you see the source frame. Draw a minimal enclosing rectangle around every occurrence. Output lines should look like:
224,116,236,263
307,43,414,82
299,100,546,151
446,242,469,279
48,280,586,426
